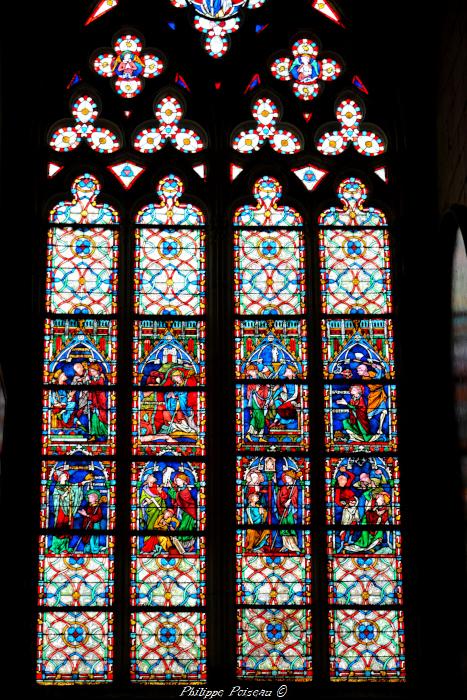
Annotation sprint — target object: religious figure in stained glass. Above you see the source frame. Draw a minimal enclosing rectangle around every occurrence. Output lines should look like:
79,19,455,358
326,456,399,526
270,35,343,102
177,1,251,18
242,525,306,555
133,174,206,459
42,460,113,525
233,171,313,678
326,383,397,451
322,319,394,381
133,461,202,557
239,329,303,379
49,355,110,386
35,0,410,684
237,456,310,525
237,383,308,450
44,385,115,455
129,165,207,681
42,457,114,555
236,320,307,379
92,31,165,98
50,354,108,426
134,390,204,455
135,320,205,385
45,319,117,384
326,457,399,555
336,384,387,442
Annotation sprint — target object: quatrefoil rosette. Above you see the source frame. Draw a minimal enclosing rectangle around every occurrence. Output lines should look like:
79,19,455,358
315,95,387,157
231,95,304,155
271,36,343,102
91,32,165,98
169,0,268,58
133,93,207,154
48,93,122,154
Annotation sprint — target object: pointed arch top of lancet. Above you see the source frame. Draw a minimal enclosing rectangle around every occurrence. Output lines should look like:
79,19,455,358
135,174,205,226
318,177,387,227
234,176,303,227
49,173,120,224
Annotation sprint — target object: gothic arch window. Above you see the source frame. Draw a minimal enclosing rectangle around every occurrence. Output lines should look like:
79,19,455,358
233,175,313,678
38,173,119,681
4,0,448,694
131,174,207,682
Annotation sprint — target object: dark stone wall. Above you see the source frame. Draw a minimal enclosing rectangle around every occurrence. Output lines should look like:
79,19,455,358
438,1,467,689
438,0,467,210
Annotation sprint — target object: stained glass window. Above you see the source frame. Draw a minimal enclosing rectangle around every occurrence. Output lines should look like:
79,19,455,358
49,93,122,154
315,97,387,157
169,0,269,58
233,176,313,679
232,95,304,155
133,92,207,155
32,0,411,689
91,31,165,98
319,179,405,681
270,35,343,102
131,174,207,682
38,174,118,682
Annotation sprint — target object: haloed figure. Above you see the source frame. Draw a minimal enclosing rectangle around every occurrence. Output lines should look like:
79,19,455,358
167,472,197,551
88,362,108,441
140,473,168,553
337,385,372,442
49,471,83,554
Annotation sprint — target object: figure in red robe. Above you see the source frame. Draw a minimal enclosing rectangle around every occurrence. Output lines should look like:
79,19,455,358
168,472,197,549
88,362,108,440
274,470,300,552
153,368,198,436
78,490,103,553
334,468,356,510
